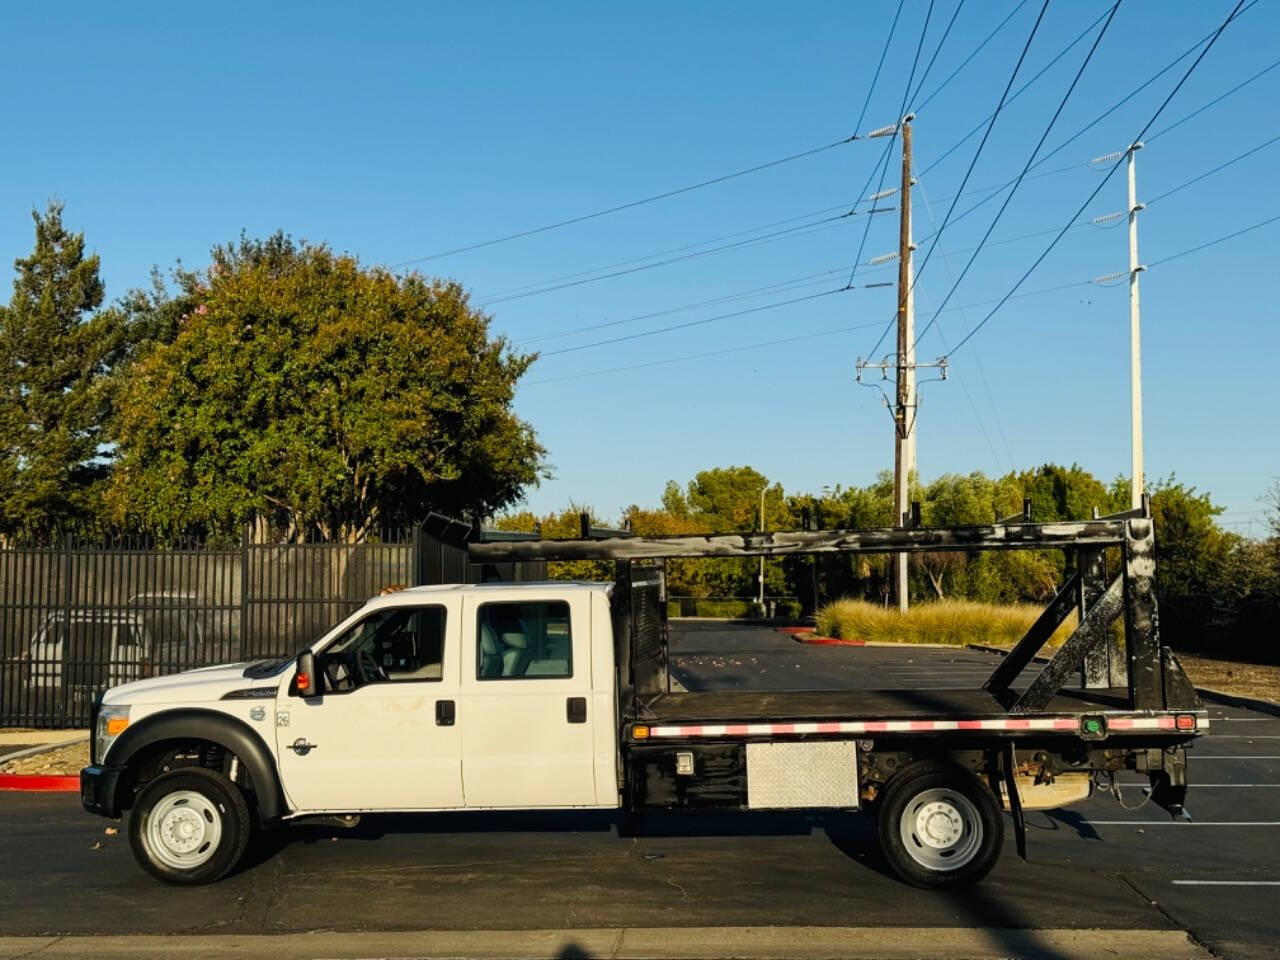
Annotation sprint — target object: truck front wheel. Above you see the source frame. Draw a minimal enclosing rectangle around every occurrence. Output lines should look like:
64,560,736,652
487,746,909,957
128,766,250,885
876,761,1004,889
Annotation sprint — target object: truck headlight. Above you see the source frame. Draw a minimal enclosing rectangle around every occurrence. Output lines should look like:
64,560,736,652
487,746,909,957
95,705,131,764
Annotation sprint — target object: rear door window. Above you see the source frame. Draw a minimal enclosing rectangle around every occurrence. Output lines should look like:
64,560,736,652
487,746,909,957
476,601,572,679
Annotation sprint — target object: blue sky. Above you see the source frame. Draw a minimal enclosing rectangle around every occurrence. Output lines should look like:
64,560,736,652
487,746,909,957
2,1,1277,535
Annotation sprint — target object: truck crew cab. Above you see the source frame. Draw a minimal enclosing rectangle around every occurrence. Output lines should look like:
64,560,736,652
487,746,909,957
81,512,1206,889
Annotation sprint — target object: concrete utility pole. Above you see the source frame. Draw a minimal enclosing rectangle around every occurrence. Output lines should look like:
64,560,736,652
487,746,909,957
758,485,767,611
893,117,915,614
1127,142,1146,509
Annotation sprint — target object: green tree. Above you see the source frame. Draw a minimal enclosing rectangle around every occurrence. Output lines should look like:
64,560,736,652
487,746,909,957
0,202,122,537
107,233,544,541
492,503,612,581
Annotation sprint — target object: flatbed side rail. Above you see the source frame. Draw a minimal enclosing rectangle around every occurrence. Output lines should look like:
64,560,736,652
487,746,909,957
630,711,1207,741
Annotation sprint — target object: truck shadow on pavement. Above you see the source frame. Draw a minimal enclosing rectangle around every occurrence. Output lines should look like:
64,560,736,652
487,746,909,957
231,809,1090,960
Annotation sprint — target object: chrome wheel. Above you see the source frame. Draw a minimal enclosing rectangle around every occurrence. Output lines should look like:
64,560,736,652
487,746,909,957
898,787,983,872
145,789,223,871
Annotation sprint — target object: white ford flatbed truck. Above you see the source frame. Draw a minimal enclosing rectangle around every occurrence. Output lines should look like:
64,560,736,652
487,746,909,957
81,513,1208,889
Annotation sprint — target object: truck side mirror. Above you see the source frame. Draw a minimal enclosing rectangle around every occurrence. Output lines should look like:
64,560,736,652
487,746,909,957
294,650,321,698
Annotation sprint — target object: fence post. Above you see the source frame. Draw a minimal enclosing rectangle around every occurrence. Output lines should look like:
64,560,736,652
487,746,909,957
61,530,72,722
411,522,424,587
240,523,250,659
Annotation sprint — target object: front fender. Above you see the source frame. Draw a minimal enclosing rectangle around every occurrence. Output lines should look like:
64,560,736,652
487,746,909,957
106,708,286,824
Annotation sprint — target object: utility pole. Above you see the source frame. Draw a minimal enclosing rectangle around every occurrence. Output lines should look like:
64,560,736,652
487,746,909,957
856,115,946,614
893,116,915,614
758,485,767,612
1127,142,1146,509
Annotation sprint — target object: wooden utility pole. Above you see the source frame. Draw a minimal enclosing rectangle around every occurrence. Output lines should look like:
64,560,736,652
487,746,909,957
893,116,915,614
1127,142,1146,509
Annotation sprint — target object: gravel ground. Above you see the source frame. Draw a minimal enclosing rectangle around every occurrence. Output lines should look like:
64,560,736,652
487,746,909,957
1178,654,1280,705
1,740,89,776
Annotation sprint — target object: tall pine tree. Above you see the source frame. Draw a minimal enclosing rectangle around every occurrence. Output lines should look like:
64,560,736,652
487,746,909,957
0,201,120,537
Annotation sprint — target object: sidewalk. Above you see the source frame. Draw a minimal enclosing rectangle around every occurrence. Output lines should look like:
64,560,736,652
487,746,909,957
0,729,88,752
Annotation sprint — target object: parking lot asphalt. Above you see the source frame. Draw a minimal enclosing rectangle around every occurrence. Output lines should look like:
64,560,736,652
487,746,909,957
0,623,1276,959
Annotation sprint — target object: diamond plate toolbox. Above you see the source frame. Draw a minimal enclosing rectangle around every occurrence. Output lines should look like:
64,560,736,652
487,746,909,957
745,740,860,809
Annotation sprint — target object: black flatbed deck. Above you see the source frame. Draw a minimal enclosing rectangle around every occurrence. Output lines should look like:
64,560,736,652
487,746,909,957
644,686,1132,724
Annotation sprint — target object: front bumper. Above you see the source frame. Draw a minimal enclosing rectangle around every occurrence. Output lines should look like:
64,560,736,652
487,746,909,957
80,765,126,818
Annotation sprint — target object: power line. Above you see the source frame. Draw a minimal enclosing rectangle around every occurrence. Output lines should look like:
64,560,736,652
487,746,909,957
486,154,1094,312
853,0,907,137
912,0,1122,347
913,178,1013,472
478,211,862,306
477,3,1266,315
509,122,1274,353
531,274,1101,385
944,0,1249,357
844,0,940,289
917,2,1114,180
477,200,858,303
524,320,888,386
391,135,869,267
866,0,1052,358
913,0,1030,113
912,0,1264,247
1146,212,1280,270
528,201,1277,386
516,216,1089,350
539,287,856,357
908,0,966,109
1146,132,1280,206
1147,54,1279,144
516,266,863,345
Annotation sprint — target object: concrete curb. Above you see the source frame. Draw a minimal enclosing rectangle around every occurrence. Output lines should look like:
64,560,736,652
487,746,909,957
0,773,79,792
966,642,1050,662
795,633,864,646
0,927,1211,960
1196,687,1280,718
0,735,88,766
0,736,87,792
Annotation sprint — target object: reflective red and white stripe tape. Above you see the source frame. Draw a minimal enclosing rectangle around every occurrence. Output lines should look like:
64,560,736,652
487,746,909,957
643,714,1188,739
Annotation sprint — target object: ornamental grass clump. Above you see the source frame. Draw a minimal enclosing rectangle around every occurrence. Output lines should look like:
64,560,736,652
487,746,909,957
815,598,1076,648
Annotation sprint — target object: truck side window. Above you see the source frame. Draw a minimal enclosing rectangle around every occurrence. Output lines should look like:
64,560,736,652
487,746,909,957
320,605,447,690
476,601,572,679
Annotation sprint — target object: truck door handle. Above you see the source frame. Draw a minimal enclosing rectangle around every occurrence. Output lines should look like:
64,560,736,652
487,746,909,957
436,700,455,726
566,697,587,723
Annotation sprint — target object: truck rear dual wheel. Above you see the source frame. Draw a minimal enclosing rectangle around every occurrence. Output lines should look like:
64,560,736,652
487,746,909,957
128,767,251,885
876,761,1004,889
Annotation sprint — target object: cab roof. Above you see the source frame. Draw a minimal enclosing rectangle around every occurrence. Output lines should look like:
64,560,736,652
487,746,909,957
365,581,613,607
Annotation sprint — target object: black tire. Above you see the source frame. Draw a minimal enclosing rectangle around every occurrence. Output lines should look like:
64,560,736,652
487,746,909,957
128,767,251,885
876,760,1004,889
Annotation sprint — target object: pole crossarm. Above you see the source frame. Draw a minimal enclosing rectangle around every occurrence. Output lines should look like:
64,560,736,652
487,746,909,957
468,519,1129,563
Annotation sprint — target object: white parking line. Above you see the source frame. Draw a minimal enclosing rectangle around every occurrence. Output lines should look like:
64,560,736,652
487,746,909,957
1171,880,1280,886
1085,821,1280,826
1212,717,1275,721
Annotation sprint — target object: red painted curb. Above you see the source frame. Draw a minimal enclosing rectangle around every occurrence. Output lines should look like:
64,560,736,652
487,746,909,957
794,634,866,646
0,774,80,792
775,626,815,635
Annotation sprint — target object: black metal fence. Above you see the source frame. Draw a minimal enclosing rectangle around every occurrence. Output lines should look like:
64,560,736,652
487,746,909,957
0,516,545,728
